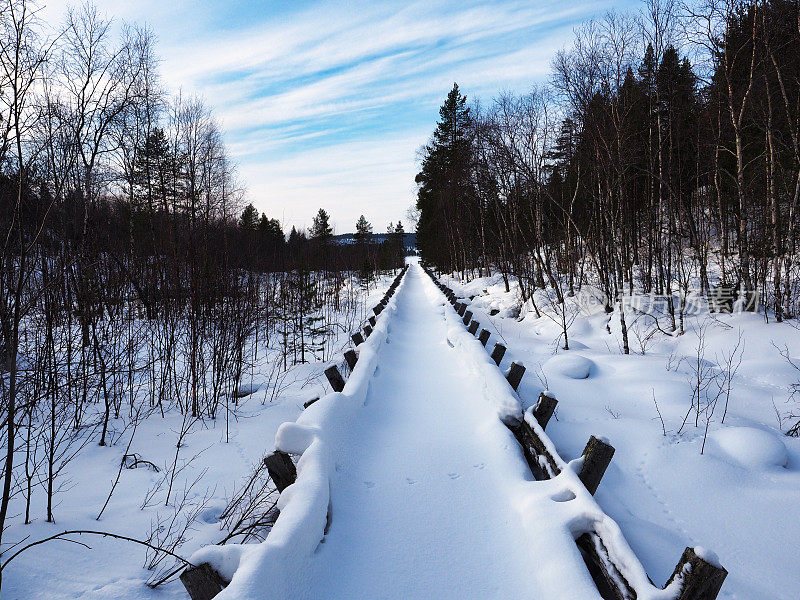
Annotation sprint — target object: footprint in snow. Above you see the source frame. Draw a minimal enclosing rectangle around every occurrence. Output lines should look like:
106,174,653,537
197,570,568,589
473,463,485,470
448,473,461,480
406,478,417,485
364,481,375,488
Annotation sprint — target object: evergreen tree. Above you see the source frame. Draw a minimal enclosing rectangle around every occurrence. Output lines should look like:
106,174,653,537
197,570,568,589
309,208,333,243
415,83,475,270
354,215,373,245
239,203,259,230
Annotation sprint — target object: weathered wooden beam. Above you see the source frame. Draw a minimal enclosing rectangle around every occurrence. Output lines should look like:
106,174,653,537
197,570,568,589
457,303,467,317
462,310,473,326
490,343,506,366
668,547,728,600
532,393,558,429
467,320,479,335
364,324,373,337
344,349,358,371
507,361,525,391
351,331,364,346
368,316,376,326
180,563,226,600
263,450,297,492
575,532,635,600
478,329,491,346
303,396,320,409
511,418,561,480
324,365,346,392
578,436,615,495
373,305,383,315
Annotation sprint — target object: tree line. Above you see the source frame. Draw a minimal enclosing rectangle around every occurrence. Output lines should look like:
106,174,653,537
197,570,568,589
416,0,800,339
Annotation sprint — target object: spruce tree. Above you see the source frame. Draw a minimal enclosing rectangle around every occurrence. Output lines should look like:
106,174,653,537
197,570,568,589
354,215,373,245
239,204,259,230
309,208,333,243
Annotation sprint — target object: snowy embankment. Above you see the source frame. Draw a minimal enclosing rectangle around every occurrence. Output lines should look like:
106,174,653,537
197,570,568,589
439,270,800,600
192,261,700,600
438,275,684,599
189,270,408,597
3,274,396,600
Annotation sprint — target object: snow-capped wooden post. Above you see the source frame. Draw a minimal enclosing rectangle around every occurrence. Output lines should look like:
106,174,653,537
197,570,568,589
578,436,615,495
507,362,525,391
264,450,297,492
491,343,506,366
180,563,226,600
325,365,346,392
532,393,558,429
351,332,364,346
344,349,358,371
478,329,491,346
467,320,479,335
668,547,728,600
462,310,473,326
364,324,373,337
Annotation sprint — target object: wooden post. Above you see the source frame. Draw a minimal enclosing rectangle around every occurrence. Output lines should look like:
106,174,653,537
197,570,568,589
324,365,346,392
462,310,473,326
264,450,297,492
344,349,358,371
467,320,479,335
491,343,506,366
351,332,364,346
532,393,558,429
578,436,615,495
368,316,376,326
364,324,373,337
507,361,525,390
478,329,491,346
457,304,467,317
667,547,728,600
373,304,384,315
180,563,226,600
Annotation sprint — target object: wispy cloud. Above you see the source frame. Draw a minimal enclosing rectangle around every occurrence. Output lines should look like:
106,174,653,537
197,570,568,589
45,0,638,231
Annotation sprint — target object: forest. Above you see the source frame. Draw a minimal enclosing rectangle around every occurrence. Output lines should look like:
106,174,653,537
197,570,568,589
416,0,800,351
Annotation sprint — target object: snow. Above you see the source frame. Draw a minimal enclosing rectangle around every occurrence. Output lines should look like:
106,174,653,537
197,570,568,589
2,273,399,600
439,269,800,600
544,353,594,379
693,546,722,569
191,261,695,600
708,426,788,470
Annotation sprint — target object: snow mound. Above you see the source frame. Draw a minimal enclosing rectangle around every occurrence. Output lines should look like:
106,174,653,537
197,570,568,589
543,354,593,379
233,382,261,397
709,427,788,470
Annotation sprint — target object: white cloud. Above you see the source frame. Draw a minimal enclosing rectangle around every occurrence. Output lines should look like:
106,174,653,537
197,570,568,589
42,0,634,231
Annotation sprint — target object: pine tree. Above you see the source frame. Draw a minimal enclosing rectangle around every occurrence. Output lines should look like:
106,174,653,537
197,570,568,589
415,83,475,270
354,215,373,245
239,204,259,230
309,208,333,243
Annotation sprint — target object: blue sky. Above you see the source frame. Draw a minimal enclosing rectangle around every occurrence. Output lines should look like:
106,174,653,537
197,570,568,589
47,0,639,233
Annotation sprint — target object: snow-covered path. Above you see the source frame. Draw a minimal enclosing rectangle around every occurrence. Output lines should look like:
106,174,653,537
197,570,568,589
296,263,601,599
